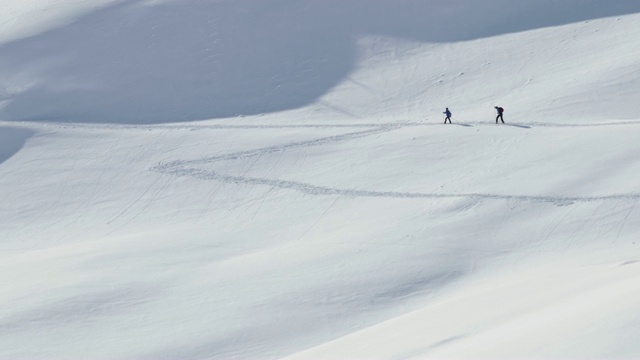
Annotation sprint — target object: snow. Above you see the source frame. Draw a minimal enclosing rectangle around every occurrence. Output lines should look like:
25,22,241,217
1,1,640,359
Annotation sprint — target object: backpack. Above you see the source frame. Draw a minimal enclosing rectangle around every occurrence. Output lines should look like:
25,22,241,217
498,107,504,113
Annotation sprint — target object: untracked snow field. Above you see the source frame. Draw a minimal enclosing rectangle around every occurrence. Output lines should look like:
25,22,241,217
1,1,640,359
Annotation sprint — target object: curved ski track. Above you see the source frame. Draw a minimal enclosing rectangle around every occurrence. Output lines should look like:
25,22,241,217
152,122,640,204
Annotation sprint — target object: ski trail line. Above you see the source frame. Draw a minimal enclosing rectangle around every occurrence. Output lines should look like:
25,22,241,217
152,124,640,204
155,166,640,203
7,119,640,133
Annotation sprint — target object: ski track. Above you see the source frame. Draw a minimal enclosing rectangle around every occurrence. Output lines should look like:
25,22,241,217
5,119,640,132
151,122,640,204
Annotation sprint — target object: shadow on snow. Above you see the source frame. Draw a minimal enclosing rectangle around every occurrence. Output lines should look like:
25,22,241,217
0,126,35,165
0,0,639,124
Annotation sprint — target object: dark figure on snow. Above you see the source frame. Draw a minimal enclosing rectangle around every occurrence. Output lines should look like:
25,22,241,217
494,106,505,124
443,108,452,124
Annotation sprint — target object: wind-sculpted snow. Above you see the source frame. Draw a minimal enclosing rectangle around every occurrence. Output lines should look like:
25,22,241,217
1,0,639,124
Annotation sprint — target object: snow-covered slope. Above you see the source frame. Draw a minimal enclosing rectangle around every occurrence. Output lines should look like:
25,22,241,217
1,1,640,359
1,0,640,124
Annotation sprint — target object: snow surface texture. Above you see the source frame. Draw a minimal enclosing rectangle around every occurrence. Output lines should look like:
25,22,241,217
1,0,640,359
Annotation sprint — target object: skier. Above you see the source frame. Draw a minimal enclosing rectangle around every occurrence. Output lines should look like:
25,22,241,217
443,108,452,124
494,106,505,124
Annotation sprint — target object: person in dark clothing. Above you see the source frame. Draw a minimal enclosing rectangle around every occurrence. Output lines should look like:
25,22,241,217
494,106,505,124
443,108,452,124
